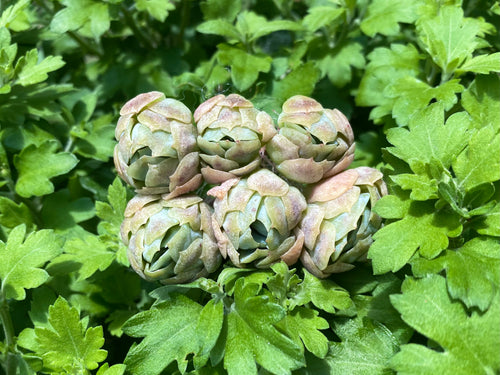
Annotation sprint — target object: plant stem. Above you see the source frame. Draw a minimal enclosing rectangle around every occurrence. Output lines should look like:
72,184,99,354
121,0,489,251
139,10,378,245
0,296,17,375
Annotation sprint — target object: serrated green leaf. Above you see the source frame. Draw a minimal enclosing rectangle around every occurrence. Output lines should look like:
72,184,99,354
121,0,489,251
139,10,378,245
51,232,115,281
96,177,127,231
361,0,419,37
16,49,65,86
14,140,78,198
462,74,500,130
291,269,352,313
276,306,329,358
328,318,399,374
96,363,126,375
318,42,365,87
390,275,500,374
472,201,500,237
453,126,500,191
27,297,108,372
216,45,271,91
302,6,345,32
369,199,462,274
386,103,468,168
356,44,421,119
73,115,116,162
457,52,500,74
50,0,110,39
385,77,463,126
0,225,62,300
194,299,224,369
417,6,482,75
272,62,320,104
222,280,304,375
123,294,213,375
135,0,175,22
412,237,500,311
235,11,301,43
391,173,438,200
197,20,241,40
0,0,31,31
0,196,34,230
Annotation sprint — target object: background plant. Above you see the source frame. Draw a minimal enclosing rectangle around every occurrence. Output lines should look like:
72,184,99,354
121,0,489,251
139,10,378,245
0,0,499,374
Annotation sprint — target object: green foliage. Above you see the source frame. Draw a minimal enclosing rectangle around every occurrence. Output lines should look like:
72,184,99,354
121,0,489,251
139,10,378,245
0,0,498,374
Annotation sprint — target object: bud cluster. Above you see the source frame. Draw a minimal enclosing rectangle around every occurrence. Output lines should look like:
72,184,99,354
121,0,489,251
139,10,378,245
114,92,386,284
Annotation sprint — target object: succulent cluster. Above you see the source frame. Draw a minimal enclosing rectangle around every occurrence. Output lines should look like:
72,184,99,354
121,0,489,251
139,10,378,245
114,92,386,284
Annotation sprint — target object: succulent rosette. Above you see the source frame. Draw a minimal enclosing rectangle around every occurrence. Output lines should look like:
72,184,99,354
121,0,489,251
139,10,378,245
114,91,201,197
121,194,221,284
208,169,307,268
266,95,355,184
194,94,277,184
299,167,387,278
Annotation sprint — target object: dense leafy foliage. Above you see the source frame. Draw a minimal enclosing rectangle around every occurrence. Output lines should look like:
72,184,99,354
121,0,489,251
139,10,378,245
1,0,499,374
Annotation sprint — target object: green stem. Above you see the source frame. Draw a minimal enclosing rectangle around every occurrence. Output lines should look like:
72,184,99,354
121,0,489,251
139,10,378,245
0,296,17,375
121,4,157,49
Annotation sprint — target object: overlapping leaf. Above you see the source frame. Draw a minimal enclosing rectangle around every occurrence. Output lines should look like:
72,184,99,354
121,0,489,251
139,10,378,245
390,275,500,374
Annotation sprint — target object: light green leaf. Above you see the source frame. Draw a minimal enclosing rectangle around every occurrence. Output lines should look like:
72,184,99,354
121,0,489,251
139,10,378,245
15,49,65,86
391,173,438,201
453,126,500,191
0,0,31,31
123,294,216,375
197,20,241,40
73,114,116,162
194,299,224,369
0,196,34,230
369,199,462,274
0,225,62,300
272,62,320,104
291,269,352,314
457,52,500,74
135,0,175,22
361,0,419,37
328,318,399,374
472,201,500,237
51,232,115,281
96,177,128,232
303,6,345,32
461,74,500,130
50,0,110,39
96,363,126,375
356,44,421,120
14,140,78,198
24,297,108,372
417,6,482,75
390,275,500,374
276,306,329,358
222,280,304,375
386,103,469,169
412,237,500,311
217,45,272,91
235,11,301,43
385,77,463,126
318,42,365,87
